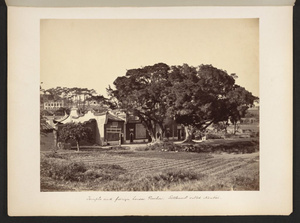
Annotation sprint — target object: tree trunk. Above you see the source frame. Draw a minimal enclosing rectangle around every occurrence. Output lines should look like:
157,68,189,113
76,141,80,152
224,121,228,133
158,123,165,141
148,131,162,145
141,119,163,145
233,122,237,135
182,126,195,144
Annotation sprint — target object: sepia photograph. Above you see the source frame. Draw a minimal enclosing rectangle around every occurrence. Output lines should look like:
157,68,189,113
7,2,294,215
39,19,259,192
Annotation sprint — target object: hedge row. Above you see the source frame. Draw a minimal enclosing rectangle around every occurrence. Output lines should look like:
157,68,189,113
143,140,259,154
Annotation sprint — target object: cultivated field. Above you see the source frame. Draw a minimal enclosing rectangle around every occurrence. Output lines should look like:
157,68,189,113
41,141,259,191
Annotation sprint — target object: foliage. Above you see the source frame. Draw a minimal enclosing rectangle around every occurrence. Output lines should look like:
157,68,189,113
54,107,70,116
225,85,258,134
40,111,50,136
205,133,224,139
212,122,229,133
59,122,93,151
110,63,258,143
166,64,253,142
144,141,182,152
108,63,171,142
168,64,235,127
181,140,259,154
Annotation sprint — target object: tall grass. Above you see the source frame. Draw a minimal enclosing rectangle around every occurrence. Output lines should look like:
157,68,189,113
41,154,126,182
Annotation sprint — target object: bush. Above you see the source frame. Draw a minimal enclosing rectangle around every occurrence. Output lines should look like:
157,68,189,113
224,133,236,139
138,139,259,154
194,131,205,140
110,146,130,150
144,142,182,152
190,140,259,154
250,131,259,138
205,133,224,139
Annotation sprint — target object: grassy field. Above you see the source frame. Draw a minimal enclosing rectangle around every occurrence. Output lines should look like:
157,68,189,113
41,141,259,191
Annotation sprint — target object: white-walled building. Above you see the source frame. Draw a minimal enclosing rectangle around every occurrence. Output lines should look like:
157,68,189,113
44,100,64,110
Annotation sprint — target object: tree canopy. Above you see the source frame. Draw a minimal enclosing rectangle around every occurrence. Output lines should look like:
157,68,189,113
108,63,171,142
109,63,258,143
59,122,93,151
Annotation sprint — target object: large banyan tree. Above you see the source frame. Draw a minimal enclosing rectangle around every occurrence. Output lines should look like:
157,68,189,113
109,63,258,143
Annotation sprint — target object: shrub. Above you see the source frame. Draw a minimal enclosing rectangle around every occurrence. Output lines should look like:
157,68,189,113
137,139,259,154
144,142,182,152
175,140,259,154
194,130,205,140
191,140,259,154
224,133,236,139
250,131,259,138
110,146,130,150
205,133,224,139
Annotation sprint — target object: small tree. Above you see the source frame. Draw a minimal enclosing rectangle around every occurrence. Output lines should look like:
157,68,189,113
226,85,258,134
59,122,92,152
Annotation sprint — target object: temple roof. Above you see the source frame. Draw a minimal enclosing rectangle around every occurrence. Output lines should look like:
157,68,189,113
107,112,125,122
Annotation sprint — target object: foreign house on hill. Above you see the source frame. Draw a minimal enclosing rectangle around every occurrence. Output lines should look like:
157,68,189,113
43,100,65,110
44,107,182,146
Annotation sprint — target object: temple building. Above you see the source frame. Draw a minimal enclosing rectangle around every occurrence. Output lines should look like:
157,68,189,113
44,107,183,147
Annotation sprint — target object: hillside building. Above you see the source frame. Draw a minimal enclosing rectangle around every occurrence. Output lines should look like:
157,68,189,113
44,100,64,110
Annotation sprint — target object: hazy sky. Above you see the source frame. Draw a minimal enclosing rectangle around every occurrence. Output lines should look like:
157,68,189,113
41,19,259,97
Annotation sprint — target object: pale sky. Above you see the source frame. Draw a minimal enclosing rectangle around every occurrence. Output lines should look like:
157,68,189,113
41,19,259,97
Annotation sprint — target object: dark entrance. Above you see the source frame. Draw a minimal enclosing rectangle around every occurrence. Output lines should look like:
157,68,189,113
130,133,134,143
177,129,181,140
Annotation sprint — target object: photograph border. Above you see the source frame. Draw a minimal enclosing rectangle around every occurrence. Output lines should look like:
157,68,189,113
3,0,296,220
